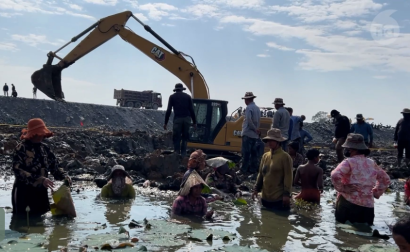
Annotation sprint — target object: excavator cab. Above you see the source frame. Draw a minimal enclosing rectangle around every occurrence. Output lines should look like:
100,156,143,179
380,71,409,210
189,99,228,144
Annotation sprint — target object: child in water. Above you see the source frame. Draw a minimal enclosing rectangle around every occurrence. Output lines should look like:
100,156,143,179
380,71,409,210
293,149,324,204
392,216,410,252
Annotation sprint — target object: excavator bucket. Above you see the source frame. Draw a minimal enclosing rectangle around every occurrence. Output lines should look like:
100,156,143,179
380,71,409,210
31,64,64,101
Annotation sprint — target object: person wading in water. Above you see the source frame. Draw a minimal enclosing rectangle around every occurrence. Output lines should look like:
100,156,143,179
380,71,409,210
12,118,71,216
331,133,390,225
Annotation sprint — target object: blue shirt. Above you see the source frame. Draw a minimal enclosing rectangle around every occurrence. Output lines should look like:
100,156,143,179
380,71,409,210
290,116,302,141
288,118,293,141
350,122,373,143
242,102,261,139
290,116,302,140
300,129,313,144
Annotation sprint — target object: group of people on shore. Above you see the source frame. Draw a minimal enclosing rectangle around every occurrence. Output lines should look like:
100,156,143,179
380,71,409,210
2,83,38,98
3,83,18,97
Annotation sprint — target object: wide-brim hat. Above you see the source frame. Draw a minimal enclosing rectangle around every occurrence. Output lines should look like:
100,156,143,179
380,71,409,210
242,92,256,99
401,108,410,114
178,170,209,197
342,133,368,150
173,83,186,92
106,165,132,181
263,128,287,143
272,98,285,105
20,118,53,140
356,114,364,120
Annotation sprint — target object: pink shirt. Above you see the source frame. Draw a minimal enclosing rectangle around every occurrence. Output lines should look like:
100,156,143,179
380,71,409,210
331,155,390,208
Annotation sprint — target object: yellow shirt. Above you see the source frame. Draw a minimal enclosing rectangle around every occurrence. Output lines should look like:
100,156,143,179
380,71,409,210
100,183,136,199
254,148,293,202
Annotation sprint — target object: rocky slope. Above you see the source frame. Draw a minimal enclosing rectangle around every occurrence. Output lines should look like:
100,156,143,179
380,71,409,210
0,96,171,133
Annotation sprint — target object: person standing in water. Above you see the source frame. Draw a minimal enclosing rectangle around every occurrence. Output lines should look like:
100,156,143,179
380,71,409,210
294,149,324,204
331,133,390,225
12,118,71,216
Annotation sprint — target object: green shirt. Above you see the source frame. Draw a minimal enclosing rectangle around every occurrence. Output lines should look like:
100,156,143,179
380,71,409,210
100,183,136,199
254,148,293,202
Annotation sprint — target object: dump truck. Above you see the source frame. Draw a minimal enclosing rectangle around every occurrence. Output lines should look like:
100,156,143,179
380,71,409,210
114,89,162,109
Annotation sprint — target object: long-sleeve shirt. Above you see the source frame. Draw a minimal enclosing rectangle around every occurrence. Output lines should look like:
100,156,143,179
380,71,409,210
394,117,410,142
241,102,261,139
172,195,207,216
350,122,373,143
164,91,197,125
272,107,290,139
100,183,136,198
330,155,390,208
300,129,313,144
12,140,67,187
334,115,350,139
288,118,293,141
254,148,293,202
290,115,302,140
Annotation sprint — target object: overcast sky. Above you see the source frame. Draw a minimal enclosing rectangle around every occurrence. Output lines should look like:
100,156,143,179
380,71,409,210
0,0,409,125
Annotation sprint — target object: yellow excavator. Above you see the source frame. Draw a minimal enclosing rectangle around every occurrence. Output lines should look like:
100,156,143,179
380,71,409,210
31,11,272,153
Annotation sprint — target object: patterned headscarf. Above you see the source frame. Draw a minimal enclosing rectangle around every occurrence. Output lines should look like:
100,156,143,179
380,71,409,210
187,149,206,170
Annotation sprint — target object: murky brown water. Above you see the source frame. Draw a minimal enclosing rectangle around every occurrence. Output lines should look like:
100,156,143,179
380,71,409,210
0,178,406,252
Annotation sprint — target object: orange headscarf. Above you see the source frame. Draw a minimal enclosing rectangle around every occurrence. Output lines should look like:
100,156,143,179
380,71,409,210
20,118,53,140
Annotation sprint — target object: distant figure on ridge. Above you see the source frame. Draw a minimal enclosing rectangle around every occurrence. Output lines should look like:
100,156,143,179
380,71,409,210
164,83,197,157
33,87,37,99
3,83,8,96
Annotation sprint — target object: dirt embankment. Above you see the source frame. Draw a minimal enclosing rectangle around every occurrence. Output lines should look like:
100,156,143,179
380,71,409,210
0,96,172,133
304,122,395,148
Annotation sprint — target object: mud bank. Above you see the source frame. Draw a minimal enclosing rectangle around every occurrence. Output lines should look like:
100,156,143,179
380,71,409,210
0,96,171,133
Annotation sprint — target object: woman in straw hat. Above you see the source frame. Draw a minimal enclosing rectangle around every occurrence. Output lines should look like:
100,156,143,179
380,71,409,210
11,118,71,216
252,128,293,210
331,133,390,225
172,170,214,218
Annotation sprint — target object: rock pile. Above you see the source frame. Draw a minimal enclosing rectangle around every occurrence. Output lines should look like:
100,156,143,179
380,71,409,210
0,96,172,133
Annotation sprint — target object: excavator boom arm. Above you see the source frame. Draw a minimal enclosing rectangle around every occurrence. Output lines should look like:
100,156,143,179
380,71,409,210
118,28,209,99
31,11,210,100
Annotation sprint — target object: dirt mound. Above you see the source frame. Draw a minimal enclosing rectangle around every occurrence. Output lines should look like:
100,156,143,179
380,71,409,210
0,96,172,133
304,122,395,148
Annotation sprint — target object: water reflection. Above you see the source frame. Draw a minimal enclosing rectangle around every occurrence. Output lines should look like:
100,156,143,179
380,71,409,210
104,200,133,226
256,208,292,251
48,219,72,251
9,214,46,234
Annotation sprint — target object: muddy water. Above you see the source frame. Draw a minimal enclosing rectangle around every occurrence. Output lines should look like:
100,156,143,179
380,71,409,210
0,178,406,252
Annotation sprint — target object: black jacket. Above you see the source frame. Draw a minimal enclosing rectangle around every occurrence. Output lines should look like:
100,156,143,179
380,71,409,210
394,116,410,142
164,91,196,125
334,115,350,139
3,85,8,91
